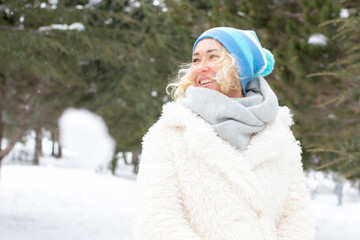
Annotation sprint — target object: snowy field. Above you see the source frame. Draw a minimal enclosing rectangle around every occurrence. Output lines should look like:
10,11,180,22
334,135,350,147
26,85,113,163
0,165,135,240
1,108,359,240
1,164,360,240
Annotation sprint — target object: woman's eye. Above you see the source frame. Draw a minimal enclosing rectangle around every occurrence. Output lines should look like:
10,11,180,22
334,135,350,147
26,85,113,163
210,55,219,59
192,58,200,63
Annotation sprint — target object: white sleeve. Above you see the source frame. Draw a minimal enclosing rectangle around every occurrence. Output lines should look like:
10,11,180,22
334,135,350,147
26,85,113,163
277,156,315,240
133,129,203,240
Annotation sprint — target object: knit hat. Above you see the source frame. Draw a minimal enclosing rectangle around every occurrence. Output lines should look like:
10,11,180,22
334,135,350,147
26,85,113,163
192,27,275,94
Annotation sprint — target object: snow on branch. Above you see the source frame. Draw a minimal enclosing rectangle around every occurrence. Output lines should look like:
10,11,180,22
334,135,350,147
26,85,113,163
308,33,328,46
39,23,85,32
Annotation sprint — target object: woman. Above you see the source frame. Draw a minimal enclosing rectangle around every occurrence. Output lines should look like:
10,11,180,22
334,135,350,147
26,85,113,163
134,27,314,240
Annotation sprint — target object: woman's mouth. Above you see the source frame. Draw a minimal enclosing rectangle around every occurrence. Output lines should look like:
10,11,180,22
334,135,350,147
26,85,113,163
199,78,215,85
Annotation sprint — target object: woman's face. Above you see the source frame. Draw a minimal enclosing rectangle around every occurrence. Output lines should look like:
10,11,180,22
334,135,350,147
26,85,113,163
191,38,222,93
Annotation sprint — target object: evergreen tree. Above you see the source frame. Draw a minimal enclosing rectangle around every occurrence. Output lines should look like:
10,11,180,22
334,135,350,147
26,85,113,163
306,1,360,178
1,0,357,177
0,0,124,166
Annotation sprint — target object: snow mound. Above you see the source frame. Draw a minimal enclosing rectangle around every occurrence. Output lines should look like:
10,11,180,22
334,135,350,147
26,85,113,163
58,108,115,170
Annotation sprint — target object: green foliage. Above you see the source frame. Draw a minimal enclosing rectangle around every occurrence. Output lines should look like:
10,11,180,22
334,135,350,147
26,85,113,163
306,1,360,178
0,0,358,177
0,0,125,157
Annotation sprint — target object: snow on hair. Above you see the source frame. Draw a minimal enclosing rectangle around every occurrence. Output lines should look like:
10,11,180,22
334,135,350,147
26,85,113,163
166,44,241,100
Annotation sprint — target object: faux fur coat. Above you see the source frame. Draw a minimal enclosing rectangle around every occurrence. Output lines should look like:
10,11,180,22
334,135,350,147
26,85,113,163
134,101,314,240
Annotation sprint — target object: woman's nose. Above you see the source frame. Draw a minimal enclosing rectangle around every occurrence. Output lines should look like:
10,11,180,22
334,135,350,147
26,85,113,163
199,60,210,72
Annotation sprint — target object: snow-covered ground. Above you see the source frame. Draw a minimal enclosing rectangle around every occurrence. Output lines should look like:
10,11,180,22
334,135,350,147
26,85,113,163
1,164,360,240
0,165,135,240
312,194,360,240
0,108,359,239
307,170,360,240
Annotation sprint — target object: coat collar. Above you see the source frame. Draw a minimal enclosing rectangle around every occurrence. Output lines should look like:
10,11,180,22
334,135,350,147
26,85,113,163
158,101,295,214
159,101,294,169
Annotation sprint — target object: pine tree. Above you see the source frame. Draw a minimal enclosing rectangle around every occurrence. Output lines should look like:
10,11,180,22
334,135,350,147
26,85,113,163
1,0,357,177
306,1,360,178
0,0,125,166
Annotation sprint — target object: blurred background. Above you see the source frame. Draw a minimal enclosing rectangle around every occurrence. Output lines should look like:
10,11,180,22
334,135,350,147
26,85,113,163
0,0,359,240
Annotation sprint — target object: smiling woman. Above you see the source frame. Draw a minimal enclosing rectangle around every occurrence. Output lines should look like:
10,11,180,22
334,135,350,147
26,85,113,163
190,39,242,97
134,27,314,240
167,39,241,99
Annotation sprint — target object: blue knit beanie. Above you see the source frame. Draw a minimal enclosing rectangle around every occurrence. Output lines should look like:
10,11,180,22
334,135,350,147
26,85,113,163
193,27,275,94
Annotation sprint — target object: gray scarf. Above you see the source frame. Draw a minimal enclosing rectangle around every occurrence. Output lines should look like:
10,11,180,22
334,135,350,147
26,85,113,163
179,77,279,151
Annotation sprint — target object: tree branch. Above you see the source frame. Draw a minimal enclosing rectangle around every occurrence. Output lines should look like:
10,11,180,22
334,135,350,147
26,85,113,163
0,24,40,34
0,108,30,159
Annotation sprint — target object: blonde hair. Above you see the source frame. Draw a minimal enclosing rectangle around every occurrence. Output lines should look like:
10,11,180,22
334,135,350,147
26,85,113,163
166,45,241,100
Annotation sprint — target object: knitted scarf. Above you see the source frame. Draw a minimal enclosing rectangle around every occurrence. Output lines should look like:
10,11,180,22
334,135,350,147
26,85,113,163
179,77,279,151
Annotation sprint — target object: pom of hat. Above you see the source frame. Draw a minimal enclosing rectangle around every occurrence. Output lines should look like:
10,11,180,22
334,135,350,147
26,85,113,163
260,48,275,77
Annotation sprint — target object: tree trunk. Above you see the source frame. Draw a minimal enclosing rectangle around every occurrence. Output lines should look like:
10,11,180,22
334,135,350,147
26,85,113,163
0,97,3,153
56,140,62,158
0,73,5,174
0,92,3,174
0,103,3,178
123,152,130,165
51,131,55,157
110,153,118,175
33,126,42,165
52,129,62,158
132,150,140,174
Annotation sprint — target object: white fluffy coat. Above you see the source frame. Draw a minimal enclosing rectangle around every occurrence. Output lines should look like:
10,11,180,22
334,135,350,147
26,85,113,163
134,101,314,240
